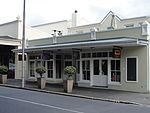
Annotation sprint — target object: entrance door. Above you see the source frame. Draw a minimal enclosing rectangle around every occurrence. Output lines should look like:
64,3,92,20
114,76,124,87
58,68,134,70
93,59,108,86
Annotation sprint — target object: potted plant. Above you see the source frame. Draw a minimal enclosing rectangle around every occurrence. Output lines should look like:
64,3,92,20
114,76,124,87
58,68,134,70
0,65,8,84
36,66,46,89
64,66,76,93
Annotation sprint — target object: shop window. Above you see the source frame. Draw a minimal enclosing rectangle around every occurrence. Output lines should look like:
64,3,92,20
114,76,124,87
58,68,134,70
126,57,137,82
56,55,62,59
64,61,72,67
29,61,35,77
36,61,41,68
109,52,113,57
73,52,80,59
47,61,53,78
29,55,41,60
82,60,90,80
97,52,102,57
102,52,108,57
111,60,120,82
92,52,109,58
64,55,72,59
81,53,91,58
42,53,53,60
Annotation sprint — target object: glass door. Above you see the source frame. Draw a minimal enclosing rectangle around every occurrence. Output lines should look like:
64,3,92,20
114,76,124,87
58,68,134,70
93,59,108,86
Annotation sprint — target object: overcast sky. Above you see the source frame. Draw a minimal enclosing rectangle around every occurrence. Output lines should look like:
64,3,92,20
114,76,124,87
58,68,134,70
0,0,150,26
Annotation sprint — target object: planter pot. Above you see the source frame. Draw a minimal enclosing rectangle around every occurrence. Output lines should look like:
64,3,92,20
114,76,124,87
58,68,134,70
63,80,73,93
0,74,7,84
37,77,46,89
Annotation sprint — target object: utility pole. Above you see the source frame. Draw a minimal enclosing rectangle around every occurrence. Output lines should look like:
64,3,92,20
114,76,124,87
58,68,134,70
22,0,26,88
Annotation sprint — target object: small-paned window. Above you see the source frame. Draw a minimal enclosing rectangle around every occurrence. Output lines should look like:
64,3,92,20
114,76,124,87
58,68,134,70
29,61,35,77
29,55,41,60
64,55,72,59
126,57,137,82
92,52,109,58
56,55,62,59
111,60,120,82
81,53,91,58
109,52,113,57
42,53,53,60
82,60,90,80
47,61,53,78
73,52,80,59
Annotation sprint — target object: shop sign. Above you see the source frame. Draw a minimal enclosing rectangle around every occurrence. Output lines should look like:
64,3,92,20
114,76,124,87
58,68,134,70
113,49,121,58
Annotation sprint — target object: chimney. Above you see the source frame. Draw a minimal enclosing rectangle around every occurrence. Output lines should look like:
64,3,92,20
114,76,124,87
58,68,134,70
72,10,78,27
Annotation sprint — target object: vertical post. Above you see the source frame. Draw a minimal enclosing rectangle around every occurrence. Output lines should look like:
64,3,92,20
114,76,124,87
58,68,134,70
22,0,26,88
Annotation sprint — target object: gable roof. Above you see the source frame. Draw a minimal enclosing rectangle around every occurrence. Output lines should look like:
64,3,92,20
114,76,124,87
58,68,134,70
100,11,121,24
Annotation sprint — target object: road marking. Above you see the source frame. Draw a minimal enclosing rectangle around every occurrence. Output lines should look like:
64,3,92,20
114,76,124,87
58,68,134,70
0,95,84,113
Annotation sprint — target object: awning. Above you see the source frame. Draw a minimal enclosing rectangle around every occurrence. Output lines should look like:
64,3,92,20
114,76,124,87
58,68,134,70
13,37,148,53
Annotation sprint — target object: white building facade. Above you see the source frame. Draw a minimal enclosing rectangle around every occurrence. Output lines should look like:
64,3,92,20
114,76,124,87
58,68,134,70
11,11,150,93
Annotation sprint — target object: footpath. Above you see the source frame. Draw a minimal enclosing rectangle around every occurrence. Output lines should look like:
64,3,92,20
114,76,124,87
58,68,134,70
1,79,150,107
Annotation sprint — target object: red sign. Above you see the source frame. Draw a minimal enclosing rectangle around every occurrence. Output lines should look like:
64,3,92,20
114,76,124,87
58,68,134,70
113,49,121,58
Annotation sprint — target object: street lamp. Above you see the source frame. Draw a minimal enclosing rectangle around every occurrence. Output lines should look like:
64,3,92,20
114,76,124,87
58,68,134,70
22,0,26,88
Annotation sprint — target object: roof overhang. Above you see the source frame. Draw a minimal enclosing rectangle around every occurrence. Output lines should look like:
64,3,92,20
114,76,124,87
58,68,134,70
13,37,148,53
0,36,21,46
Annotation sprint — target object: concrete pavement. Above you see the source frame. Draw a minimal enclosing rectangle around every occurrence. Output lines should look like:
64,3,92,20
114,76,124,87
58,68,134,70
1,79,150,107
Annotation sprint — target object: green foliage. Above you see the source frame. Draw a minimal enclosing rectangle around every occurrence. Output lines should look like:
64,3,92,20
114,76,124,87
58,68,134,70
0,65,8,75
64,66,76,79
36,66,46,77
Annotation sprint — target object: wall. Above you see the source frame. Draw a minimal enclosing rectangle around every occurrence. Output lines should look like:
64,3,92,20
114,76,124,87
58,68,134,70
28,27,147,47
18,22,51,40
0,20,19,38
32,20,70,37
96,27,146,39
109,46,149,92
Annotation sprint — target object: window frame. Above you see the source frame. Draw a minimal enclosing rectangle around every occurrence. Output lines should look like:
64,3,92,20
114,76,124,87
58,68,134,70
82,60,91,81
126,56,138,82
109,59,121,85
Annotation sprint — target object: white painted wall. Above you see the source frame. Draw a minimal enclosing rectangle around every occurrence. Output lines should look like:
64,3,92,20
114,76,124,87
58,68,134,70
0,20,19,38
32,20,70,37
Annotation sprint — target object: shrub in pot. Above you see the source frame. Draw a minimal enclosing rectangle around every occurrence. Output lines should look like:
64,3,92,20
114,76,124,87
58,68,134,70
0,65,8,84
36,66,46,89
64,66,76,93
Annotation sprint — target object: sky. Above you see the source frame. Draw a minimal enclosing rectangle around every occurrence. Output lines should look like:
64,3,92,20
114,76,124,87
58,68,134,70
0,0,150,26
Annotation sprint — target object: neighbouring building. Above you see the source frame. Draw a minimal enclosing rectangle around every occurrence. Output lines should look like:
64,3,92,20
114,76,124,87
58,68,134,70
12,11,150,93
0,19,51,78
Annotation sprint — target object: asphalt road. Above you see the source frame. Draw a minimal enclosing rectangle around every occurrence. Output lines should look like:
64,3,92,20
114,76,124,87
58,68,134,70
0,86,150,113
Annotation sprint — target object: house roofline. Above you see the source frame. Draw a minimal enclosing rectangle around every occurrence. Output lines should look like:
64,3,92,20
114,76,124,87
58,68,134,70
32,20,68,27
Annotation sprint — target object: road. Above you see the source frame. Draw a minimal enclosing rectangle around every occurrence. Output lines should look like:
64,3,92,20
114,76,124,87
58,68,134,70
0,86,150,113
